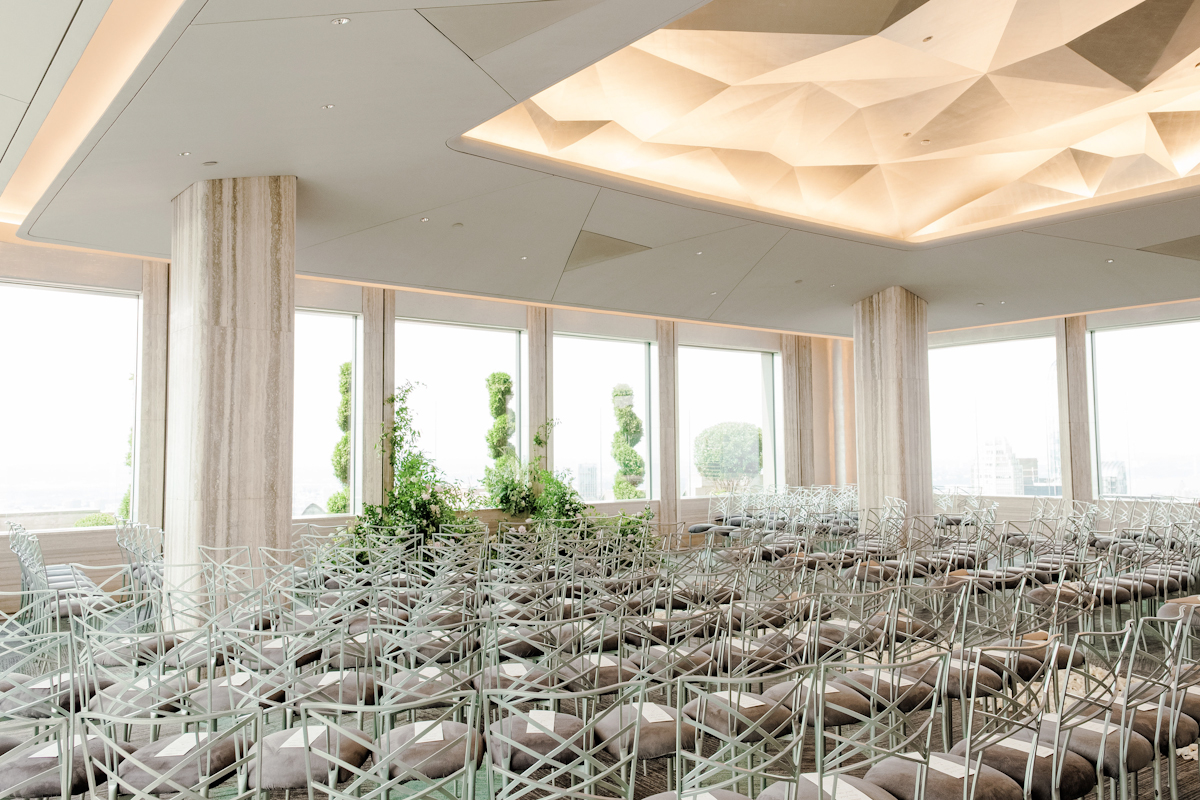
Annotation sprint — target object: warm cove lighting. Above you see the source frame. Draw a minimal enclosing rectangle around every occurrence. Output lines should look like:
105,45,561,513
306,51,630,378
466,0,1200,243
0,0,186,227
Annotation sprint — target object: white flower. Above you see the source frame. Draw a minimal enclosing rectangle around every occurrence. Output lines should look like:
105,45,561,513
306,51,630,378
431,505,439,515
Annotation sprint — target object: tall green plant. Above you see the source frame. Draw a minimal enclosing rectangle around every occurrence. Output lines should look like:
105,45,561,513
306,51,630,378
485,372,515,460
694,421,762,484
359,382,475,535
610,384,645,500
327,361,352,513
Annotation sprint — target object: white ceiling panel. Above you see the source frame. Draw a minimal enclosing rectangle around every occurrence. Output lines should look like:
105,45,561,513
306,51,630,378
25,8,529,254
191,0,516,25
0,0,80,104
299,177,598,300
17,0,1200,336
474,0,706,99
0,95,25,161
581,189,752,248
553,222,787,318
710,229,912,336
1027,196,1200,250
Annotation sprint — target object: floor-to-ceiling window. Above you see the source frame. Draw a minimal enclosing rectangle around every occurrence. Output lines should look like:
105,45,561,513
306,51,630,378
0,282,139,529
394,319,523,490
929,337,1061,496
553,335,655,502
677,345,783,497
1093,320,1200,497
293,310,360,516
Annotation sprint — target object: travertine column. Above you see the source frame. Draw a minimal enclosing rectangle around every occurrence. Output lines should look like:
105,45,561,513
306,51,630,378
656,320,679,527
135,260,169,528
781,334,814,487
164,176,296,567
527,306,553,468
362,288,396,507
1056,315,1093,503
853,286,932,516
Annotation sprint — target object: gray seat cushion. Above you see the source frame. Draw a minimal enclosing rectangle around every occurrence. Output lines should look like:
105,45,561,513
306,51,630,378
1036,714,1154,777
382,667,473,705
762,679,872,727
487,712,586,771
681,690,792,740
247,724,369,789
841,667,937,712
644,790,751,800
627,645,714,679
949,731,1096,800
118,731,239,793
187,673,287,713
565,654,639,691
290,671,379,705
864,752,1023,800
593,703,695,760
0,735,122,798
758,773,898,800
382,721,483,780
88,674,198,717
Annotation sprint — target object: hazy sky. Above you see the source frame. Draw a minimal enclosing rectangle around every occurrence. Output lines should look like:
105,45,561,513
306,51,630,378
553,335,652,501
929,337,1059,493
0,283,138,514
395,319,521,490
677,345,781,497
1094,321,1200,496
293,311,356,515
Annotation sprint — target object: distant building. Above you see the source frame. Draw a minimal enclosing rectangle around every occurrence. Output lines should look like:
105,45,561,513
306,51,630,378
578,463,601,500
974,438,1022,496
1101,460,1129,495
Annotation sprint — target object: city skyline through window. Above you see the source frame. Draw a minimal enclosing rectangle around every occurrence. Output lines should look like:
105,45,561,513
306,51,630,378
929,337,1061,497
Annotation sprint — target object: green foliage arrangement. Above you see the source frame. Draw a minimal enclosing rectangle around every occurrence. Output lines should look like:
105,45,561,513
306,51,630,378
610,384,646,500
484,419,597,522
694,421,763,483
358,382,476,535
76,512,116,528
485,372,516,460
327,361,353,514
483,454,538,518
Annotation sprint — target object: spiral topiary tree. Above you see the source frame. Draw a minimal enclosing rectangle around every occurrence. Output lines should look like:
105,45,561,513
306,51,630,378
327,361,352,513
485,371,516,460
611,384,645,499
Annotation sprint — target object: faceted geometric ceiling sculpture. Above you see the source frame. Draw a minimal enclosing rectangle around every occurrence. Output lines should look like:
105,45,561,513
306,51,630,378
465,0,1200,242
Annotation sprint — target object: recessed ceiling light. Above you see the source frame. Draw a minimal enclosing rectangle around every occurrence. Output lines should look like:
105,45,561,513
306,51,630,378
710,291,717,295
420,217,429,222
794,279,803,284
452,222,464,228
976,302,985,307
696,251,703,255
829,284,835,288
321,104,335,110
331,17,350,24
179,151,190,156
1000,301,1006,304
202,161,217,166
520,256,527,260
902,132,911,137
921,139,931,145
1106,258,1114,263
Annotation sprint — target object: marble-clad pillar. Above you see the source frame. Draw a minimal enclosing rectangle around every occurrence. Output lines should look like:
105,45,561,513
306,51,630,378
1056,315,1093,503
163,176,296,567
853,285,933,517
